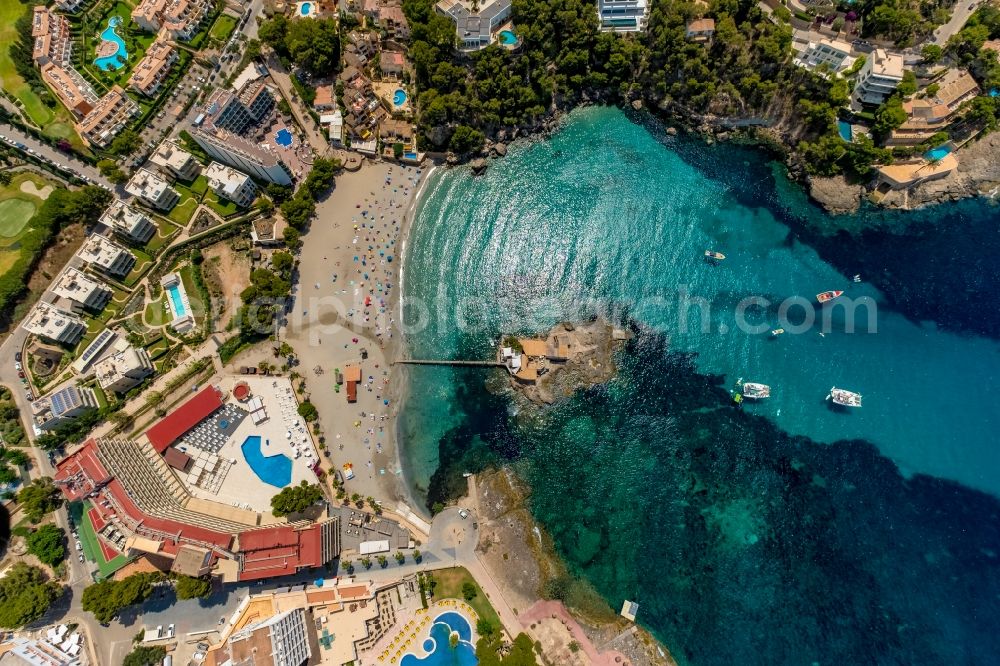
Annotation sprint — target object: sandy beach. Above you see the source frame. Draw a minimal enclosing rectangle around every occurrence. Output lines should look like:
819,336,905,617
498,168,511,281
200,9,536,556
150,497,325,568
282,160,429,518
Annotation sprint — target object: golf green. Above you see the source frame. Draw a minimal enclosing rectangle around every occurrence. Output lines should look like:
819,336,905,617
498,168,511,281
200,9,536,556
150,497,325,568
0,198,37,237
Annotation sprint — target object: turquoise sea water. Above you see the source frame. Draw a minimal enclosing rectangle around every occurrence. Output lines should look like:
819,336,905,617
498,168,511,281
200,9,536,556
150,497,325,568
400,107,1000,664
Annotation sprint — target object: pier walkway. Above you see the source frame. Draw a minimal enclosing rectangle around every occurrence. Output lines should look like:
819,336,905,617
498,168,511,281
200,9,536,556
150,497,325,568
393,359,502,367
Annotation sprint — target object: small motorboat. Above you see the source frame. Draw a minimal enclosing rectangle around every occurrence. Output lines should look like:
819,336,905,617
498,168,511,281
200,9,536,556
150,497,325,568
770,328,784,337
827,387,862,407
816,290,844,303
742,382,771,399
704,250,726,261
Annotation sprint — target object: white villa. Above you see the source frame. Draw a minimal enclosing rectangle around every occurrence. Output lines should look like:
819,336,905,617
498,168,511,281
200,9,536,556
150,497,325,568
149,138,200,181
76,234,136,278
94,344,155,393
100,199,157,244
22,301,87,345
204,162,257,208
126,167,181,211
434,0,512,51
597,0,649,32
51,267,112,312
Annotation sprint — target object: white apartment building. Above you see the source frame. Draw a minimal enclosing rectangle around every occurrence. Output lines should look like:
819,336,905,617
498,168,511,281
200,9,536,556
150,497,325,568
795,38,855,74
204,162,256,208
22,301,86,345
434,0,512,50
149,138,200,181
597,0,649,33
51,267,112,312
76,234,137,277
75,85,140,148
191,127,292,185
128,38,177,97
126,168,181,211
227,609,312,666
855,49,905,104
32,385,99,430
100,200,157,244
132,0,168,32
94,345,154,393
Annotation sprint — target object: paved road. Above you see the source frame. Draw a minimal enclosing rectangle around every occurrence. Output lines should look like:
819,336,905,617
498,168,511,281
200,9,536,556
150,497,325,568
0,124,114,190
932,0,983,46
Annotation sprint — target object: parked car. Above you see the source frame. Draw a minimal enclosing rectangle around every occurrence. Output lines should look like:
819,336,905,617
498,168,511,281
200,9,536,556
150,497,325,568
14,352,21,362
78,554,84,563
459,509,469,519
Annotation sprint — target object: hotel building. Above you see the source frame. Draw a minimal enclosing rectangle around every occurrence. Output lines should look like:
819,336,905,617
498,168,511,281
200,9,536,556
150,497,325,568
41,62,98,117
597,0,649,32
94,345,154,393
434,0,512,51
855,49,905,105
192,127,292,185
204,162,257,208
100,199,158,244
76,234,137,278
51,267,112,312
75,85,140,148
31,6,72,66
22,301,86,345
226,609,313,666
128,38,178,97
126,168,181,211
200,81,274,135
163,0,212,41
149,138,201,181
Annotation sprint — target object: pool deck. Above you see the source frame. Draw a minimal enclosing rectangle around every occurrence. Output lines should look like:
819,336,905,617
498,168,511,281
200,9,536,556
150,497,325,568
373,81,412,116
369,600,479,666
180,375,321,512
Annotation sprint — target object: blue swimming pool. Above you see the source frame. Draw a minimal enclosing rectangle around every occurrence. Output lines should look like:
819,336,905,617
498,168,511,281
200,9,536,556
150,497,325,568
300,1,311,14
837,120,852,142
166,284,187,317
924,144,952,161
241,435,292,488
400,612,477,666
275,128,293,148
94,16,128,71
499,29,518,46
393,89,408,106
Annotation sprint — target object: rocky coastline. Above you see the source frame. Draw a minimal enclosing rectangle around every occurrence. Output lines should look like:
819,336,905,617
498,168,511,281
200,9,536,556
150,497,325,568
491,319,628,406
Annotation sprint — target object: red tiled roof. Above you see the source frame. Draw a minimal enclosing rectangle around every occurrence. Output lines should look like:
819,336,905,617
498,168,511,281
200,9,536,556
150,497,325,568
163,446,192,471
145,386,223,453
236,523,326,581
55,440,111,500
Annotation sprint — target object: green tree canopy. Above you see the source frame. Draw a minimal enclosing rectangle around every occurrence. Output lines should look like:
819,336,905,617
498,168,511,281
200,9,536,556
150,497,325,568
26,524,66,567
174,574,212,600
81,572,161,623
0,563,61,628
270,481,324,517
17,478,62,523
123,645,166,666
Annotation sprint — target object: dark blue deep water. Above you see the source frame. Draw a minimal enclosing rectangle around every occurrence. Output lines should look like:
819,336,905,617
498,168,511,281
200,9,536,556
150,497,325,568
399,107,1000,665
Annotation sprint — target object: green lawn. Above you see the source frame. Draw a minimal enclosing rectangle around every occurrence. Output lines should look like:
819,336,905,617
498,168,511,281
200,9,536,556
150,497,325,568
427,566,501,629
73,500,130,580
178,264,204,326
122,246,153,286
209,14,237,43
203,190,239,217
143,293,169,326
144,216,180,253
0,199,37,236
167,195,199,225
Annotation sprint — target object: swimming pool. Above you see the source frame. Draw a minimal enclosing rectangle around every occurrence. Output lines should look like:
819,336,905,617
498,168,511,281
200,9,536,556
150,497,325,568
924,144,952,161
275,128,293,148
167,283,187,317
837,120,852,142
300,1,311,14
393,89,408,106
241,435,292,488
94,16,128,71
498,29,518,46
400,612,477,666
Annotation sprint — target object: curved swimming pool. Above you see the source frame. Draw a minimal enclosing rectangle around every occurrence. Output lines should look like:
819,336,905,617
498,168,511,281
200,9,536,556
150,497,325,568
498,29,518,46
400,612,477,666
241,435,292,488
300,1,311,15
94,16,128,71
393,89,408,107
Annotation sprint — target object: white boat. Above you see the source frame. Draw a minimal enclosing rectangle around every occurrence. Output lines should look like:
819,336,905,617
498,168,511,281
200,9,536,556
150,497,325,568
742,382,771,399
827,387,862,407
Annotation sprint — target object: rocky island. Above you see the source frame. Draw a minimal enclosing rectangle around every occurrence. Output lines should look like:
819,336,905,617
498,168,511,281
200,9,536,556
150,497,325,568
494,319,630,405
